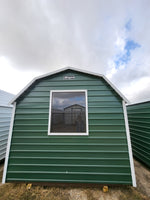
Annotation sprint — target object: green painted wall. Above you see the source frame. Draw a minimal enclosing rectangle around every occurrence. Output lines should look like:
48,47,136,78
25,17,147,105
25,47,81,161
127,101,150,167
6,69,132,184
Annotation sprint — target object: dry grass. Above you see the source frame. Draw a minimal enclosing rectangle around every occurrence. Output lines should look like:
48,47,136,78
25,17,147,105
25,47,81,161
0,183,71,200
0,182,149,200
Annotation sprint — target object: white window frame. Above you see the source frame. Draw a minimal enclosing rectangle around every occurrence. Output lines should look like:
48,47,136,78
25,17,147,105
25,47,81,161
48,90,89,135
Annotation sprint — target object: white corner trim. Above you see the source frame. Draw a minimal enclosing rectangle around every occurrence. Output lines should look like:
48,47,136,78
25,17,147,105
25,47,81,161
2,102,16,184
48,90,89,136
122,100,136,187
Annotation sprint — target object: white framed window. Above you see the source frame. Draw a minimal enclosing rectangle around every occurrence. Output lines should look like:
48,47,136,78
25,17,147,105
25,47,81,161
48,90,88,135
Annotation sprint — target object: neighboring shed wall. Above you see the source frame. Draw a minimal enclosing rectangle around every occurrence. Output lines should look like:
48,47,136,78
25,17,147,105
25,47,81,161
6,70,132,184
0,90,14,105
127,101,150,167
0,106,12,160
0,90,14,161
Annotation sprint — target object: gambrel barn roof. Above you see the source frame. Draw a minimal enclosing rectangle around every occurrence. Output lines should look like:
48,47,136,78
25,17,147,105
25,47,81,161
10,67,129,104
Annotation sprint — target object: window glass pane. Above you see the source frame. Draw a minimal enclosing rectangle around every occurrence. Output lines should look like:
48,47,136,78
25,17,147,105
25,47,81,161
50,91,86,133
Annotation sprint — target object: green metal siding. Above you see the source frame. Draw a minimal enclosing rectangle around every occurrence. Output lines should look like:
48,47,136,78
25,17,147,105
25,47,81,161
127,101,150,167
6,70,132,184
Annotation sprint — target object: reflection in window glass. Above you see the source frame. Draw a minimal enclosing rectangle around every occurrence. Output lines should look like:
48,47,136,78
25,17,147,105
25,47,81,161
50,91,86,133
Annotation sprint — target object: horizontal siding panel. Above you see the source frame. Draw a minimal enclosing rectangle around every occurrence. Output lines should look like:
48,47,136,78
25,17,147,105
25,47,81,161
19,96,120,103
14,119,124,125
130,132,150,142
7,178,131,184
129,124,150,133
0,127,10,132
36,80,105,87
89,125,125,131
132,147,149,164
0,113,12,118
88,107,123,113
130,128,150,138
0,145,7,152
32,85,111,92
16,101,122,107
9,151,129,159
128,113,150,118
129,118,150,124
12,131,126,137
15,107,123,113
15,113,48,119
0,138,8,145
0,152,6,159
89,119,125,125
15,108,48,112
0,134,8,141
11,141,127,146
131,141,150,154
10,144,128,151
7,173,131,184
88,113,124,119
131,136,150,149
14,119,48,125
11,137,127,144
9,157,130,167
14,113,125,120
127,108,150,113
132,149,150,167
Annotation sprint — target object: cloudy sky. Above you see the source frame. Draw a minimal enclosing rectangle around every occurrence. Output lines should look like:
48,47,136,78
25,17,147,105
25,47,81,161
0,0,150,103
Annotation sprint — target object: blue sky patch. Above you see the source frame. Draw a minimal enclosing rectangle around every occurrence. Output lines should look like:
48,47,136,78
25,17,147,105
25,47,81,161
115,39,141,68
125,19,132,31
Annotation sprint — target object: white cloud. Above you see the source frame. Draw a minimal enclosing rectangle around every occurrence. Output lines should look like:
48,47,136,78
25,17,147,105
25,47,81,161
0,0,150,102
0,56,41,94
121,76,150,102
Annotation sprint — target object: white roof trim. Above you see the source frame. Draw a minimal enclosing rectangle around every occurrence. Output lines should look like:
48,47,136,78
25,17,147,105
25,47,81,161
0,104,13,108
127,98,150,106
10,67,129,104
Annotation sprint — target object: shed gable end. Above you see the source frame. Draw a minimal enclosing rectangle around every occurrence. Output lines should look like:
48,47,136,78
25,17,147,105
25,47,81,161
16,69,123,104
5,69,133,185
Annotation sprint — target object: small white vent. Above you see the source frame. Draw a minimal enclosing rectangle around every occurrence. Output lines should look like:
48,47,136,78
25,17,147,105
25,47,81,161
64,76,75,80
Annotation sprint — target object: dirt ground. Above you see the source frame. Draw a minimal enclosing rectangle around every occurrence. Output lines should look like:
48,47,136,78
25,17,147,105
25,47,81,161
134,159,150,198
0,159,150,200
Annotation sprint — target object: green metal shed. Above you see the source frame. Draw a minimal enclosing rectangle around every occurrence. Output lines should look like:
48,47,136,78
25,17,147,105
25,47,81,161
127,100,150,167
2,67,136,186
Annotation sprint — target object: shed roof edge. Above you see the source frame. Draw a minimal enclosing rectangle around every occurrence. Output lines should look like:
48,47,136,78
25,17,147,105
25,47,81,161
127,98,150,106
10,67,129,104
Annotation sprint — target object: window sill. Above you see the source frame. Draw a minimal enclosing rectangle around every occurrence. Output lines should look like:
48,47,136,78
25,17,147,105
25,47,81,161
48,132,89,136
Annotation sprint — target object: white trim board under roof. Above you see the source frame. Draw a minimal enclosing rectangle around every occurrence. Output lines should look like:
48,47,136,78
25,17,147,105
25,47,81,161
10,67,129,104
127,98,150,106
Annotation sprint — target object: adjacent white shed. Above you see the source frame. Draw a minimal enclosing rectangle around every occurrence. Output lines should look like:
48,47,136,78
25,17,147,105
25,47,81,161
0,90,14,161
